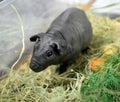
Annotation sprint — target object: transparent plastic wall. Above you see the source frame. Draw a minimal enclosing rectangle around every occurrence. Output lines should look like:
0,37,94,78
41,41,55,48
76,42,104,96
0,0,71,76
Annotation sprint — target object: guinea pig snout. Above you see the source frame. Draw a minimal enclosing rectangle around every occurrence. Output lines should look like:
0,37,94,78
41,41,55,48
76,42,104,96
30,59,46,72
30,62,40,72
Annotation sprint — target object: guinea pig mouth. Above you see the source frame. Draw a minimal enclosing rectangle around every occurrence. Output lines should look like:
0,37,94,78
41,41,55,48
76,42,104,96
29,60,46,72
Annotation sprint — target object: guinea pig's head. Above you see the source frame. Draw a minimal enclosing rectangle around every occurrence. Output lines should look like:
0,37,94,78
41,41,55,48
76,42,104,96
29,33,72,72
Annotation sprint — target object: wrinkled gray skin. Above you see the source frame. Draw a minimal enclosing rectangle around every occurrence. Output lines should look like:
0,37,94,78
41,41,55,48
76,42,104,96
30,8,92,73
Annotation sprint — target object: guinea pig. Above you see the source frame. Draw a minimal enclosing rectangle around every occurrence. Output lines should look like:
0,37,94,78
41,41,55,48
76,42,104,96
29,7,92,73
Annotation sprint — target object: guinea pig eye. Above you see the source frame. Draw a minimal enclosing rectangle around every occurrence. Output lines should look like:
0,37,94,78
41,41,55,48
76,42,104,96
46,50,53,57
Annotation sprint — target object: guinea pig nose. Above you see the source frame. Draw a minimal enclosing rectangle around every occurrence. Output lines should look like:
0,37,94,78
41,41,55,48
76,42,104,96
30,62,39,70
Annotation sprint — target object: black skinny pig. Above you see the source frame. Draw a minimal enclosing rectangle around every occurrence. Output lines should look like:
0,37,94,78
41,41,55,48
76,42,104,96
29,8,92,73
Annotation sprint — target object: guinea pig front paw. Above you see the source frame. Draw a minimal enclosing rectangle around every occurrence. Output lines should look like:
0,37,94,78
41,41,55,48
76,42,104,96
56,63,68,74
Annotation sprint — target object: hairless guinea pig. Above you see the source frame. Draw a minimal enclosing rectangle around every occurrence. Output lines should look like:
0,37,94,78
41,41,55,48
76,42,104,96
29,7,93,73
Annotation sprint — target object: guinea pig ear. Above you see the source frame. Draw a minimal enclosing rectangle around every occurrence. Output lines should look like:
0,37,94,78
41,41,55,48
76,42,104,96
50,42,60,54
30,35,40,42
30,33,44,42
51,42,66,55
